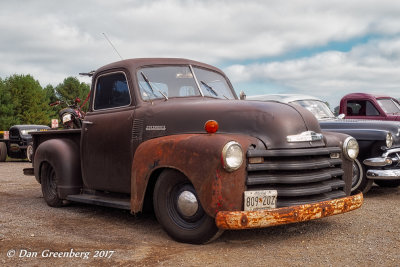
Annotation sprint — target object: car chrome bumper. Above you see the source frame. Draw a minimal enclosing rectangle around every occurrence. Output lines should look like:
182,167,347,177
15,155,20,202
364,147,400,179
366,169,400,179
215,193,363,230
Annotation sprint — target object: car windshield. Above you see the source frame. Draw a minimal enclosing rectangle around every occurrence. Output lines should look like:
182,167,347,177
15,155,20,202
137,65,235,101
377,99,400,114
292,100,335,120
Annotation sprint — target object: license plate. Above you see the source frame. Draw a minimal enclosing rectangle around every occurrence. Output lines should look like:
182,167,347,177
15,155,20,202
244,190,278,211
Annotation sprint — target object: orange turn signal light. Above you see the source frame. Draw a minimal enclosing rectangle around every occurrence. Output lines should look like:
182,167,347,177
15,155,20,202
204,120,219,134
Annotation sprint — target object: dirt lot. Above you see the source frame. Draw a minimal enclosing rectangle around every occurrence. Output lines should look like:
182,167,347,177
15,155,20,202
0,161,399,266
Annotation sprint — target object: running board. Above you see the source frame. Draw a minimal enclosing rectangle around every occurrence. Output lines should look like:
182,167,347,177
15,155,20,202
66,194,131,210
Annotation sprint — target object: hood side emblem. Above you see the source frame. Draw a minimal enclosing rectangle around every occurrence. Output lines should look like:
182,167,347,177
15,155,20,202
287,131,323,143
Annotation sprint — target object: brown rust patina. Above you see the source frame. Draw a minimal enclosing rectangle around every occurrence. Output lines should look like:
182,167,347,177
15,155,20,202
131,133,265,216
215,193,363,229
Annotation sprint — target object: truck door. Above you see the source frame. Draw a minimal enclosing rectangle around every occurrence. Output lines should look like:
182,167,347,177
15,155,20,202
81,71,134,193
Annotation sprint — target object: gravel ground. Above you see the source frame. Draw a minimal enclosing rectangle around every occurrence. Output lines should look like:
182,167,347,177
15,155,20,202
0,161,399,266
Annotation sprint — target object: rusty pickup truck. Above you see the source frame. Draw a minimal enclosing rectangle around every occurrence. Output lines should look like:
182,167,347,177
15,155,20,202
24,58,363,244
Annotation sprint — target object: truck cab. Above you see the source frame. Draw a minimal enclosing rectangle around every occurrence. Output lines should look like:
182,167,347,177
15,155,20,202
339,93,400,121
26,58,363,244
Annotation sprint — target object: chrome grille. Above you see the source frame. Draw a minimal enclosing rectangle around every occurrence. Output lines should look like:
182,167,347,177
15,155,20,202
246,147,346,208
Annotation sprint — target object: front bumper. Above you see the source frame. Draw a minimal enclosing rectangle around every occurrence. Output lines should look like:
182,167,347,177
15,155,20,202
215,193,363,230
364,147,400,180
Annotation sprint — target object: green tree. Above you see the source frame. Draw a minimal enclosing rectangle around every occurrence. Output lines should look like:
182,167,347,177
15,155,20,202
55,77,90,111
4,74,52,126
43,84,59,118
0,78,18,130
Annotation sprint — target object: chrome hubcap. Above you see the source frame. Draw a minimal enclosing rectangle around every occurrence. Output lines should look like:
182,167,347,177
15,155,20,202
177,190,198,217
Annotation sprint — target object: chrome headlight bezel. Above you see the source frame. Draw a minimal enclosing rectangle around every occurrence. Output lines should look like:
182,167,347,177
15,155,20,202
343,137,359,160
222,141,243,172
386,132,393,148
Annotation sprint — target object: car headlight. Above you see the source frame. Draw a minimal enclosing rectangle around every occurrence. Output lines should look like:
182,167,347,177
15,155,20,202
62,113,72,123
21,130,28,135
222,141,243,172
386,132,393,148
343,137,359,160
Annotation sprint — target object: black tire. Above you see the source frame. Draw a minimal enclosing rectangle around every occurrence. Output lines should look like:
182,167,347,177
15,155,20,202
41,162,63,207
26,144,33,162
153,169,222,244
374,179,400,188
351,158,373,194
0,142,7,162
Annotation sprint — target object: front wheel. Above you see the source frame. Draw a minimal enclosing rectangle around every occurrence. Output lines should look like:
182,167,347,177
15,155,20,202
26,144,33,162
41,162,63,207
153,169,222,244
374,179,400,188
351,158,373,194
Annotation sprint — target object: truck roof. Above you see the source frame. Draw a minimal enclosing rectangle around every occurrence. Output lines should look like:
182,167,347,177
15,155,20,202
95,58,224,76
341,92,393,100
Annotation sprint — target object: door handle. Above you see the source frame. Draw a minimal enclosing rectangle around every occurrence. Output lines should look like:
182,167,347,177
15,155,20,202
83,121,94,125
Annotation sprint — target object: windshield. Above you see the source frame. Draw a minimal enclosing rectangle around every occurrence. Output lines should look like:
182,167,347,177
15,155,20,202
377,99,400,114
292,100,335,120
137,65,235,101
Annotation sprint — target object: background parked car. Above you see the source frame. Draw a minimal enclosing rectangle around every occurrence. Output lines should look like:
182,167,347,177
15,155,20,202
339,93,400,121
0,125,50,162
247,94,400,193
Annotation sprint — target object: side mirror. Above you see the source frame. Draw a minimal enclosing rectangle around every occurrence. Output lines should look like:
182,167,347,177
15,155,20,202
337,114,345,119
239,91,246,100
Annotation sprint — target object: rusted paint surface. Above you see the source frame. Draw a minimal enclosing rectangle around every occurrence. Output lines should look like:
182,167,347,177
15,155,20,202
215,192,363,230
130,133,265,216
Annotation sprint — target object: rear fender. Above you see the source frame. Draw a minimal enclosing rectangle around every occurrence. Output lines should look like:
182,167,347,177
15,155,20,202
34,139,82,198
131,134,264,217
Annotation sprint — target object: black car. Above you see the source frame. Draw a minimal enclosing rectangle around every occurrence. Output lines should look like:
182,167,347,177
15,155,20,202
248,94,400,194
0,125,50,162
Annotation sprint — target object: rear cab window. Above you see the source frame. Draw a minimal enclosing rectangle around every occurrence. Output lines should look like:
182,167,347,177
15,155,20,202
93,72,131,110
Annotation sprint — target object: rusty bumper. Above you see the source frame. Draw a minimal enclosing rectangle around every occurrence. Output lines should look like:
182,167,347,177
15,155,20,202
215,193,363,230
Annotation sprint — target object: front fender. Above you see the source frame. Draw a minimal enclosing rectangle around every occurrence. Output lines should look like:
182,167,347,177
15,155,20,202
130,134,264,217
34,138,82,198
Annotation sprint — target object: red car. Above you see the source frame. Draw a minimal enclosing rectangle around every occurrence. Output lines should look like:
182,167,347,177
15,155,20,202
339,93,400,121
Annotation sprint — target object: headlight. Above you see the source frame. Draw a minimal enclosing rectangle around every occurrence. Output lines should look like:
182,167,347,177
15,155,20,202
386,132,393,148
62,113,72,123
21,130,28,135
343,137,359,160
222,141,243,172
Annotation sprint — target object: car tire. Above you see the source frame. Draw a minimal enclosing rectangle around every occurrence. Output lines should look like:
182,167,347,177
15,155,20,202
374,179,400,188
351,158,373,194
0,142,7,162
26,143,33,162
153,169,222,244
41,162,63,207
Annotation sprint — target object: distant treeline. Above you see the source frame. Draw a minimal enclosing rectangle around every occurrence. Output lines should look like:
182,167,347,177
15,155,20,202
0,74,90,130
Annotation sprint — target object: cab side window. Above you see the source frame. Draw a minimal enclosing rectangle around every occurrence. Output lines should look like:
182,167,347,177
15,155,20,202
347,100,379,116
94,72,131,110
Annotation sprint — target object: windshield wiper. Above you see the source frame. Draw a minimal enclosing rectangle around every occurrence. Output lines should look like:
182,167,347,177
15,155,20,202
201,81,218,97
140,71,168,100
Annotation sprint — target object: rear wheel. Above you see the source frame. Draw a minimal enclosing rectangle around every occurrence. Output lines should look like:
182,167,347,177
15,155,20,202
374,179,400,188
153,169,222,244
41,162,63,207
0,142,7,162
351,158,373,194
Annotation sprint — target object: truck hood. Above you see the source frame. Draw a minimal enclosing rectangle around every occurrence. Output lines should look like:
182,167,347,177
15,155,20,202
138,97,325,149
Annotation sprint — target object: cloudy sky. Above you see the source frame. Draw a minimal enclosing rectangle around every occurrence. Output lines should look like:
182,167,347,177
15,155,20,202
2,0,400,108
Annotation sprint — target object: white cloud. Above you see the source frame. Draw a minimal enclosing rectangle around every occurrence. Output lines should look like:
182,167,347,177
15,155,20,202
1,0,400,102
225,37,400,107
